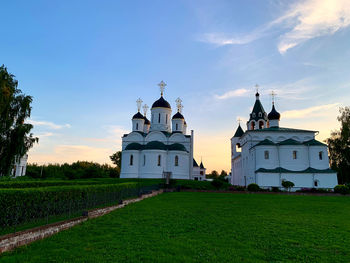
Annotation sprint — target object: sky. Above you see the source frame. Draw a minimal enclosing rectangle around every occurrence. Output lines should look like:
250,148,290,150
1,0,350,172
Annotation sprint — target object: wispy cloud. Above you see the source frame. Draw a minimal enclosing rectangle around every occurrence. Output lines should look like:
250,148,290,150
37,132,55,138
215,78,315,101
199,0,350,53
215,88,250,99
277,0,350,53
282,103,340,119
28,120,71,130
198,31,262,47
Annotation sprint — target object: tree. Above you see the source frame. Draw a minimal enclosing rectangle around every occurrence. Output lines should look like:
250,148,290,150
110,151,122,168
326,107,350,184
282,180,294,192
0,65,38,176
206,170,219,179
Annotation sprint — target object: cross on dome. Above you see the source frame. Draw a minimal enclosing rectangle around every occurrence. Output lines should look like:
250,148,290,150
255,84,259,93
237,118,242,125
158,80,167,96
270,91,277,105
136,98,143,112
175,97,183,112
143,104,149,116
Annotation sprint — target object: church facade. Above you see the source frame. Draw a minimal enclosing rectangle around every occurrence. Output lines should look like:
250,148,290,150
231,91,338,190
120,81,205,179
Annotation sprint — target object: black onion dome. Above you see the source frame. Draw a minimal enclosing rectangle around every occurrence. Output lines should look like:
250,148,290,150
143,115,150,125
132,112,144,120
268,105,281,120
151,96,171,109
172,111,184,120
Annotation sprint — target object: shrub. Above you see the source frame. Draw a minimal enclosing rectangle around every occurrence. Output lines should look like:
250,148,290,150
228,185,246,191
271,187,280,192
247,183,260,192
334,185,350,195
282,180,294,192
211,178,224,189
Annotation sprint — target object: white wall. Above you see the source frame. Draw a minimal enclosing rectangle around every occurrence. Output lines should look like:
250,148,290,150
279,145,308,171
150,107,172,132
120,150,140,178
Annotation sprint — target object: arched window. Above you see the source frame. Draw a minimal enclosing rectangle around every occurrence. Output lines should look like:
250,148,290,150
166,114,168,124
176,123,178,130
264,151,269,159
158,113,161,123
258,112,262,117
175,155,179,166
314,180,318,187
250,122,255,130
236,143,241,153
293,151,297,159
259,121,264,129
136,123,139,130
252,113,256,118
143,155,146,166
319,151,323,160
157,155,161,166
130,155,133,166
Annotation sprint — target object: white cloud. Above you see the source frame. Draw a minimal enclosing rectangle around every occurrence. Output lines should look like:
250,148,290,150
282,103,340,119
277,0,350,53
198,31,262,46
199,0,350,53
37,132,55,138
215,88,250,99
28,120,71,130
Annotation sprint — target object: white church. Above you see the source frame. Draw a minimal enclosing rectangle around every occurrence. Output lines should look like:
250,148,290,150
120,81,206,180
231,90,338,190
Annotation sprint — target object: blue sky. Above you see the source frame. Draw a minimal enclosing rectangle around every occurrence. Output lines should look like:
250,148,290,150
2,0,350,172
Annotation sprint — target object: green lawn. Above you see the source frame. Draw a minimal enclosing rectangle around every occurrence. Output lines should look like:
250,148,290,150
1,192,350,262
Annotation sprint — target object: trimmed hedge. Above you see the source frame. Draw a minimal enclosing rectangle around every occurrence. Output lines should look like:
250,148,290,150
247,183,260,192
0,178,164,189
173,180,230,190
0,182,151,228
334,185,350,195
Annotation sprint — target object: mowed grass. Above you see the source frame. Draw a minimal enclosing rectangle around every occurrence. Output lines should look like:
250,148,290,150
1,192,350,262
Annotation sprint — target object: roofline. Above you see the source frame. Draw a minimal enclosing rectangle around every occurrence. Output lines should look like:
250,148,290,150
151,107,172,110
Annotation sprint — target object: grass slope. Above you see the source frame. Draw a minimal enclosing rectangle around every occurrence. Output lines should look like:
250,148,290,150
2,192,350,262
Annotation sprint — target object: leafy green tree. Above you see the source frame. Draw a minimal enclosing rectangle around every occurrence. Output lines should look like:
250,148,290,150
282,180,294,192
220,170,228,178
0,65,38,176
326,107,350,184
206,170,219,179
110,151,122,176
110,151,122,167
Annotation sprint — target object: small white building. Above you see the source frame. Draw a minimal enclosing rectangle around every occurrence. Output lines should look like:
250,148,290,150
231,91,338,190
193,159,206,181
120,81,205,179
11,154,28,177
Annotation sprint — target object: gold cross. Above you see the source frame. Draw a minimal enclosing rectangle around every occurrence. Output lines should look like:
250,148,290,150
270,91,277,104
158,80,167,96
136,98,143,112
143,104,149,116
